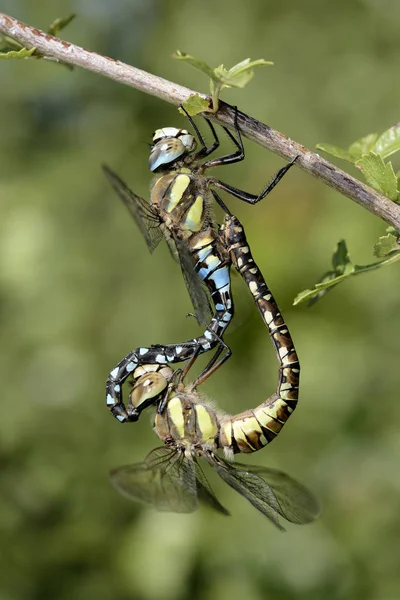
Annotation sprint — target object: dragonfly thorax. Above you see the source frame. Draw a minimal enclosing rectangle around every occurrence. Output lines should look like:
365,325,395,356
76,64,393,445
149,128,196,172
154,390,220,451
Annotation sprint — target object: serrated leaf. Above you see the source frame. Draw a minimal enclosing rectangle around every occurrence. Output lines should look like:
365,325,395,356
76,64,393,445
374,231,400,257
180,95,211,116
0,47,36,59
173,51,215,79
316,143,354,163
356,152,398,201
47,14,76,36
373,123,400,159
348,133,378,160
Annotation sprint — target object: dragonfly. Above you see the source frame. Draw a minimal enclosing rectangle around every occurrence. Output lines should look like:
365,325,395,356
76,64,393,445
110,363,318,529
110,213,319,528
104,108,297,423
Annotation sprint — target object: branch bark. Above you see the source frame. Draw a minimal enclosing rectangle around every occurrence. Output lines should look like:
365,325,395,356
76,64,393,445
1,11,400,231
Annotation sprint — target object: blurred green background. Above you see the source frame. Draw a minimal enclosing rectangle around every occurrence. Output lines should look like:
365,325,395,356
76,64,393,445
1,1,400,599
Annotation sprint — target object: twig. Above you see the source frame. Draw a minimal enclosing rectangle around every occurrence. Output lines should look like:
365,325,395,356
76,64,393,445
1,11,400,231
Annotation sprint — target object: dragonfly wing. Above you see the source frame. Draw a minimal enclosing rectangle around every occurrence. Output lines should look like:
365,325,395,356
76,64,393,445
103,164,163,252
193,459,230,516
174,234,212,326
110,447,199,513
208,454,286,530
242,464,320,525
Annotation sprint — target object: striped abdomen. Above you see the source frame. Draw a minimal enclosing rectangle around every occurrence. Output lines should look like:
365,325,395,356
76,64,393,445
218,215,300,454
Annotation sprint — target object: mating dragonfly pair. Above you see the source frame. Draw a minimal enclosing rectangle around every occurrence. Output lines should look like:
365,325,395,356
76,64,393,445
103,107,319,528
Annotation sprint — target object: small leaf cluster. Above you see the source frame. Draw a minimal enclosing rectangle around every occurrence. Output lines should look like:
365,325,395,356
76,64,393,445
173,50,273,115
317,125,400,202
294,229,400,306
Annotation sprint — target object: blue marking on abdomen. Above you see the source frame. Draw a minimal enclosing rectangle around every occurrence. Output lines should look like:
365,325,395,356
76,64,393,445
196,246,214,263
209,267,230,291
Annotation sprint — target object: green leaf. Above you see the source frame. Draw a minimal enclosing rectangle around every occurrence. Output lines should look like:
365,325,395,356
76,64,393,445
316,143,354,163
348,133,378,160
372,123,400,159
0,47,36,59
214,58,273,88
174,51,273,111
173,51,215,79
332,240,354,274
47,14,76,36
374,230,400,257
0,34,24,53
356,152,398,201
180,95,212,116
294,234,400,306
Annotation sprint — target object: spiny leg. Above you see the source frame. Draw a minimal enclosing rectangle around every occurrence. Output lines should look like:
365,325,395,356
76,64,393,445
208,155,297,205
180,104,220,158
202,106,245,169
199,106,297,204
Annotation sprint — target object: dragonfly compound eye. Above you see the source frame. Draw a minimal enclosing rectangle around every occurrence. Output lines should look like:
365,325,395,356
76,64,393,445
129,372,169,411
149,129,196,172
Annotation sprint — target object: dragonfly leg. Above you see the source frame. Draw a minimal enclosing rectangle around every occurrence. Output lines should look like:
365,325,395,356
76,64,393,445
207,155,298,205
180,104,220,158
189,321,232,389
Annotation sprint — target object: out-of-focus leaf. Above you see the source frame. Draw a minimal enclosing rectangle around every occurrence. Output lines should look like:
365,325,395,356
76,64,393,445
316,143,354,163
173,50,215,79
294,232,400,306
317,134,378,164
331,240,353,274
348,133,378,160
374,229,400,258
0,47,36,59
0,34,24,53
180,95,212,116
214,58,273,88
373,123,400,159
47,14,76,37
356,152,398,201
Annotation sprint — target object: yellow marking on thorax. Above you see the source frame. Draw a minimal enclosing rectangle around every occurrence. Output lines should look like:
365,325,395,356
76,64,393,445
195,404,218,442
182,196,204,232
167,395,185,439
165,174,191,213
191,233,214,249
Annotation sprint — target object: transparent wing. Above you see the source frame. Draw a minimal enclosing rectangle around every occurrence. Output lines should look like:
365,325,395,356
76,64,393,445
102,164,163,252
110,446,199,513
207,454,319,530
193,459,230,516
240,464,320,525
174,234,212,326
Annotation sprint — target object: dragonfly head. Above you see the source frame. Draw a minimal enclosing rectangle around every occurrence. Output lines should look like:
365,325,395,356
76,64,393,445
128,371,170,420
149,127,196,172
